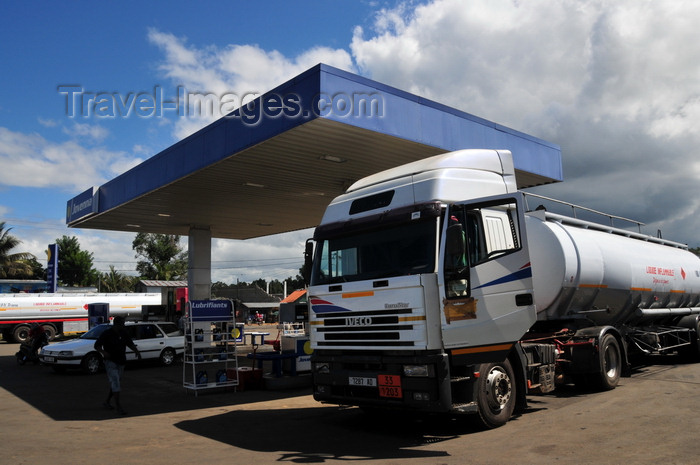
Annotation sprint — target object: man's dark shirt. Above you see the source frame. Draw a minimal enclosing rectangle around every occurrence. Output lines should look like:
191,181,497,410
94,326,137,365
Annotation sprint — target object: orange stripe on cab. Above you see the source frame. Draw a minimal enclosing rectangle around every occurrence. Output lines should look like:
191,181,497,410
451,343,513,356
342,291,374,298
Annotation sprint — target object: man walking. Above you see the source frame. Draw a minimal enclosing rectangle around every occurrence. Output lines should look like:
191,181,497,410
94,316,141,415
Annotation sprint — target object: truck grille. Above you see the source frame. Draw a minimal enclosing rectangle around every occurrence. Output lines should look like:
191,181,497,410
312,308,425,348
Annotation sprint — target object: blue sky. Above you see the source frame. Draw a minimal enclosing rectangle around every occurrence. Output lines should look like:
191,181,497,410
0,1,379,282
1,0,699,284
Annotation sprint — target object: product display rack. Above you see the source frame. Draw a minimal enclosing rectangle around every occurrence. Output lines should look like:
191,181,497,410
183,300,239,393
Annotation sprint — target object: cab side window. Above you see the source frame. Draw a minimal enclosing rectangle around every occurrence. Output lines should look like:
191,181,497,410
443,199,522,298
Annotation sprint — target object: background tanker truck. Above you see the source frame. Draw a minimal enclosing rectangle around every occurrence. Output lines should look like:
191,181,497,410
0,293,161,342
304,149,700,428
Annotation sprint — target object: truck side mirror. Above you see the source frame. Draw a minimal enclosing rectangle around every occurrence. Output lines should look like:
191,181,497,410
446,223,466,258
302,238,314,285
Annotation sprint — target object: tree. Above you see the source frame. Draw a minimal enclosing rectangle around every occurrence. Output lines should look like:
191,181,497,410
691,247,699,257
250,271,306,296
132,233,188,280
287,268,306,291
55,235,99,287
0,222,36,278
25,256,46,280
99,265,137,292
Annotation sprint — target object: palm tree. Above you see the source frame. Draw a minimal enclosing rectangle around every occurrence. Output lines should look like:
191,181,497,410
0,222,35,278
99,265,137,292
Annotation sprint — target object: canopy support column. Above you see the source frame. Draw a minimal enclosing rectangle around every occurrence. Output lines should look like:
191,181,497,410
188,226,211,301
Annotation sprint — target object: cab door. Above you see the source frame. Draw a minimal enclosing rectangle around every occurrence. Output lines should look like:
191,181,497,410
440,192,535,357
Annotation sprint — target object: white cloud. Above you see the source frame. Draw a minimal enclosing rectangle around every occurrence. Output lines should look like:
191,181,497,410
147,28,356,140
38,118,59,128
211,229,310,285
62,122,109,142
349,0,700,245
0,127,144,191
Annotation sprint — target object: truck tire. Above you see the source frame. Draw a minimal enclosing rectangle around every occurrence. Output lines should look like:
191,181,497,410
12,325,31,343
475,359,516,429
593,334,621,391
41,324,57,341
689,319,700,359
679,317,700,361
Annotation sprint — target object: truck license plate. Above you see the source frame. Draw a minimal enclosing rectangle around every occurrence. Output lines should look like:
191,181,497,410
378,374,402,398
348,376,377,387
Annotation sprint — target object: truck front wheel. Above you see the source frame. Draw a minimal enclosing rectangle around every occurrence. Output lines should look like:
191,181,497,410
475,359,516,429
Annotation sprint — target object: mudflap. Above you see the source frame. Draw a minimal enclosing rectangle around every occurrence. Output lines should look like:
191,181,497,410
565,326,630,378
510,344,531,416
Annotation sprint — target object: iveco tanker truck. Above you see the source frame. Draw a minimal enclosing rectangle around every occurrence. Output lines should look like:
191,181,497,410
304,149,700,428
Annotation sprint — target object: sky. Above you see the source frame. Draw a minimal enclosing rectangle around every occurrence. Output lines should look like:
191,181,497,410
1,0,699,286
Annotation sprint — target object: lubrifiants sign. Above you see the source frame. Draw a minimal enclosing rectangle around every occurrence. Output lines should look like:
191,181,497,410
190,299,234,321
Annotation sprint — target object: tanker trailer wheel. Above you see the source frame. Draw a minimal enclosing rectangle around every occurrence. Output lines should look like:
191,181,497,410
679,317,700,361
41,324,57,341
593,334,621,391
12,325,31,343
475,359,516,429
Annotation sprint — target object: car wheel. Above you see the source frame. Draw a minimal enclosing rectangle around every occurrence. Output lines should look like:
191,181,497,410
81,352,102,375
160,347,176,366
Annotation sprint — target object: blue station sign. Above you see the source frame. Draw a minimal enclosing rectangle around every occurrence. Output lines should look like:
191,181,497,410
66,187,98,224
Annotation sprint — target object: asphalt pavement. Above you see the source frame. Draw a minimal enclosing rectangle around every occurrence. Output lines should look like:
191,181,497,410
1,330,700,465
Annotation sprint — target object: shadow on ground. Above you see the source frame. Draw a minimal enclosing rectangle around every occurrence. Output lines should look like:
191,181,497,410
0,344,311,422
174,405,483,463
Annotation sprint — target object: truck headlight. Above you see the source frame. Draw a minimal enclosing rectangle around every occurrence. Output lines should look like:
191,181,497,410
403,364,429,377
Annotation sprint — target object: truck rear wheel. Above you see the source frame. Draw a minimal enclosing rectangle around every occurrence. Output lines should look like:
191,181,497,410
593,334,621,391
679,317,700,361
41,324,57,341
475,359,516,429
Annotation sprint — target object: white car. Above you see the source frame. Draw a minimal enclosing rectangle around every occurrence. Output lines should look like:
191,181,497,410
40,321,184,374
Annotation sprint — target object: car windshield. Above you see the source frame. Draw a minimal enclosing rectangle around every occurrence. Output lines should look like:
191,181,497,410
80,324,111,340
157,322,181,336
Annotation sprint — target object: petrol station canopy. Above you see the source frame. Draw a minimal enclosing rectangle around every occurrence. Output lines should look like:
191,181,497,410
66,64,562,239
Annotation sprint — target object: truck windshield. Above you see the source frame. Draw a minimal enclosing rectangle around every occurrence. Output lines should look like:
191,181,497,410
311,219,437,285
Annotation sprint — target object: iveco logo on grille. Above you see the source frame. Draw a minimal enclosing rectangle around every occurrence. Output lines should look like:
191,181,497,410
345,316,372,326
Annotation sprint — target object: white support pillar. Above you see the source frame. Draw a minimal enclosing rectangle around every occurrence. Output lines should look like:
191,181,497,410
188,226,211,301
